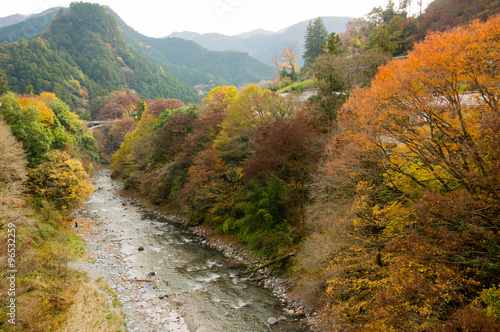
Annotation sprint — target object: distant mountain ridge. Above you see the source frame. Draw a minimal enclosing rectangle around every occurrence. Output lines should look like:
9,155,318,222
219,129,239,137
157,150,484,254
167,16,354,67
0,14,28,27
0,8,61,43
0,6,274,90
106,8,273,89
0,3,201,107
0,7,351,91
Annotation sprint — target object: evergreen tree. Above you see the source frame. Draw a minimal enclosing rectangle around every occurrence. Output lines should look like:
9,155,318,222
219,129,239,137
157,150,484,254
0,71,9,96
322,32,344,55
303,17,329,68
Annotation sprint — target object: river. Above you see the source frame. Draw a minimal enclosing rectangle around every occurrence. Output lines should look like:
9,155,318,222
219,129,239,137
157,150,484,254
73,169,311,331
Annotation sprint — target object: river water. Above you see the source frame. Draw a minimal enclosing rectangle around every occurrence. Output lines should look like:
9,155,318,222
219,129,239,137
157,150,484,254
75,169,310,331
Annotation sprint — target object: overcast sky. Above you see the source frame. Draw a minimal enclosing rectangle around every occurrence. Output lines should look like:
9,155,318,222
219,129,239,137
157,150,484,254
2,0,430,37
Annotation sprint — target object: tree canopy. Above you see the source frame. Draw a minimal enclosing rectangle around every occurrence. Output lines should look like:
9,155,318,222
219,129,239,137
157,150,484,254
303,17,329,68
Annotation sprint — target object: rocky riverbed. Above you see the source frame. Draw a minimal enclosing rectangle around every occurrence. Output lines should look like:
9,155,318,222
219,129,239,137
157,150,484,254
70,169,313,331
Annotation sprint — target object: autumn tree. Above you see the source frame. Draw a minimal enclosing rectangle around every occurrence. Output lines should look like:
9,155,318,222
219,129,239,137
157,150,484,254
0,93,54,166
150,110,198,166
418,0,500,39
96,91,139,120
280,44,300,81
181,149,237,227
50,97,99,161
110,109,158,183
296,16,500,331
340,18,371,54
146,98,184,117
28,150,93,210
242,112,325,250
176,87,237,224
244,113,324,190
202,85,238,106
214,84,291,165
178,88,232,166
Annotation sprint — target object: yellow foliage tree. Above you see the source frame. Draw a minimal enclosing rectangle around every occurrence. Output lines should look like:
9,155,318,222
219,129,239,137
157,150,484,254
28,150,93,210
213,84,290,164
202,85,239,105
17,95,55,129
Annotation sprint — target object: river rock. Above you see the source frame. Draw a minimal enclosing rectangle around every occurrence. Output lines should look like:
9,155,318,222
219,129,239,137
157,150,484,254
267,317,278,325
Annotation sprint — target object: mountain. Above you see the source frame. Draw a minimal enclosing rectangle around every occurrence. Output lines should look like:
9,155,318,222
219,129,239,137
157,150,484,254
107,9,274,88
0,8,60,43
236,29,274,39
0,14,28,27
0,5,274,90
167,16,353,67
0,3,200,107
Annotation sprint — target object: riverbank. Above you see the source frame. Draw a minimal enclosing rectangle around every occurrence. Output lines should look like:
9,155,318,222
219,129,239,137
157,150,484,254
118,184,318,329
69,170,190,332
69,169,313,331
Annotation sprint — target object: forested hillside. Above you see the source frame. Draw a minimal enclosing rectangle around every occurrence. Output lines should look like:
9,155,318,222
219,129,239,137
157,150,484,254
0,91,104,330
0,3,200,109
0,4,274,90
0,0,499,331
108,9,274,87
0,8,60,43
107,1,500,330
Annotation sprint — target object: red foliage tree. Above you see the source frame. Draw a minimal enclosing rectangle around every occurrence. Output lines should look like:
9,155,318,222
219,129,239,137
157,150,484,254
146,98,184,117
96,91,139,120
151,113,196,166
181,148,236,226
244,112,324,187
179,107,226,166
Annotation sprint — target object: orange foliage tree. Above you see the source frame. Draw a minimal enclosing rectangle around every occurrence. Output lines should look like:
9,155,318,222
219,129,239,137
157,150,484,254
181,149,237,226
300,16,500,331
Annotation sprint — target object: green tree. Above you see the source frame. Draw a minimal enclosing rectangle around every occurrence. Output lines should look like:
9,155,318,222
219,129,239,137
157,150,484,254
0,93,54,166
132,99,147,123
213,84,277,165
322,32,344,55
223,177,292,255
25,84,35,95
0,71,9,96
310,50,388,123
303,17,329,68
